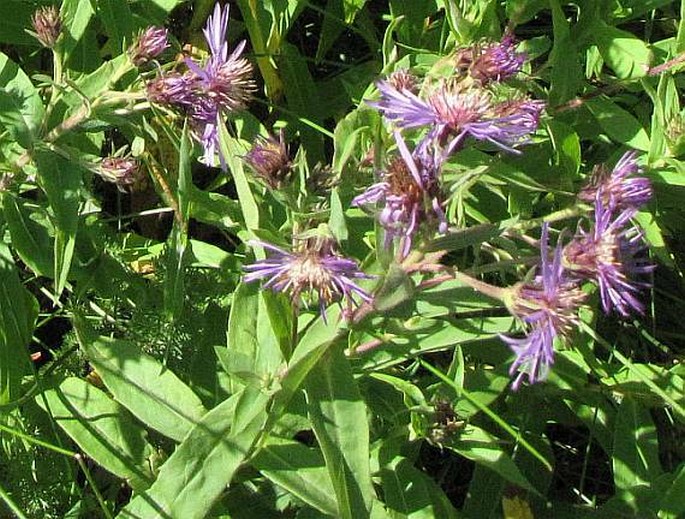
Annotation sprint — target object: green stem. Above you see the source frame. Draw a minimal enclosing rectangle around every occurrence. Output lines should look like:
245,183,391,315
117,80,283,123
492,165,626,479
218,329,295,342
451,269,507,302
0,421,76,457
75,454,113,519
0,483,28,519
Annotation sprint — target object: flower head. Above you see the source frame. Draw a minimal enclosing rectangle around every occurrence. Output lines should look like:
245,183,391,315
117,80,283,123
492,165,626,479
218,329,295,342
183,3,255,165
31,6,61,48
564,197,653,317
353,131,446,258
501,224,586,389
370,79,541,157
468,33,526,84
579,151,652,211
98,156,143,192
145,3,255,167
244,131,292,189
129,26,169,66
243,237,372,321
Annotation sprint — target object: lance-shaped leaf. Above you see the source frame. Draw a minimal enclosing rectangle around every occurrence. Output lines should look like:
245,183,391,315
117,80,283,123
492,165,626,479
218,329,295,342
0,52,44,148
37,377,155,492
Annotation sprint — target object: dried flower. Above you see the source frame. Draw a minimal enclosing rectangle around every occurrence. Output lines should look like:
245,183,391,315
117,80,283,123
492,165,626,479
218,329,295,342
31,6,61,48
129,26,169,66
564,197,653,317
243,237,372,321
501,224,587,389
244,132,292,189
579,151,652,211
98,157,143,192
352,131,446,258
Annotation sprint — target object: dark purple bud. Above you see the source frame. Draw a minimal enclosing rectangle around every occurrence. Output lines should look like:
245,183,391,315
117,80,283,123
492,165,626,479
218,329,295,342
129,26,169,66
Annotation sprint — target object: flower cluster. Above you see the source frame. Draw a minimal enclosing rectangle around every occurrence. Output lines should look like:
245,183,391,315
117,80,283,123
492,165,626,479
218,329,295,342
146,3,255,167
357,33,541,259
564,151,654,316
502,151,653,389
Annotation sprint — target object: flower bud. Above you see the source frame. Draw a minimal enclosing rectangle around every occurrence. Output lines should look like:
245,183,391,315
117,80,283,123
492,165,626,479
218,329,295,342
31,6,61,48
244,132,292,189
98,157,143,192
128,26,169,66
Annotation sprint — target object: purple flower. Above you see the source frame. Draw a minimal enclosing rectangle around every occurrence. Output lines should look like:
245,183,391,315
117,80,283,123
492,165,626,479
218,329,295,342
243,239,372,321
145,3,254,167
184,3,255,164
501,224,586,389
129,26,169,66
564,197,654,317
579,151,652,211
468,33,526,84
370,80,542,156
146,72,195,106
352,131,446,258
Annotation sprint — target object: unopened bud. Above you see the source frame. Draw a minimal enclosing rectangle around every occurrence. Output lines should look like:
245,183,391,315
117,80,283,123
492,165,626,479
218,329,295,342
128,26,169,66
244,132,292,189
31,6,62,48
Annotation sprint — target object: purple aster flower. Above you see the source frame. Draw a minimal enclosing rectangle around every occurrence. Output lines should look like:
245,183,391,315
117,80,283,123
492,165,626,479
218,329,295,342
244,131,292,189
146,3,255,167
129,26,169,66
468,33,526,84
564,196,654,317
353,131,447,258
243,238,372,321
146,72,196,107
184,3,255,165
370,80,541,156
579,151,652,211
501,224,587,389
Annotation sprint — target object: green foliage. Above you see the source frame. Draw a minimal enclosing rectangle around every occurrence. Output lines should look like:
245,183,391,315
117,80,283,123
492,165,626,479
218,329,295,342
1,0,685,517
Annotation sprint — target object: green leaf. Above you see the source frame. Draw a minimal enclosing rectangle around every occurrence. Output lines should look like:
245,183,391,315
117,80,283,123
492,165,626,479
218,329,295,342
380,456,459,518
613,397,662,491
547,0,582,105
188,187,242,231
594,22,651,79
1,193,53,277
163,126,192,321
96,0,133,54
271,307,344,420
76,327,208,443
37,377,154,491
373,263,415,313
223,281,285,383
0,240,38,404
0,52,44,148
252,437,338,516
0,2,42,46
305,344,374,518
218,121,260,232
119,385,270,519
585,97,651,151
35,150,82,296
60,0,96,64
659,463,685,519
329,188,349,243
446,425,537,493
